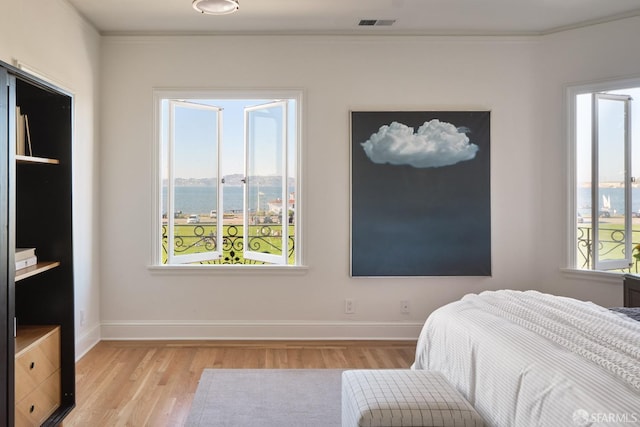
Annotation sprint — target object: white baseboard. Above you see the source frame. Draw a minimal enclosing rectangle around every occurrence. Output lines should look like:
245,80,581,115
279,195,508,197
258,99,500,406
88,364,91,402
100,320,423,341
75,323,101,360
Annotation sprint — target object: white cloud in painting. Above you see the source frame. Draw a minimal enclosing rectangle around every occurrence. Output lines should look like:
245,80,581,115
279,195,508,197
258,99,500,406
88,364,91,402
361,120,479,168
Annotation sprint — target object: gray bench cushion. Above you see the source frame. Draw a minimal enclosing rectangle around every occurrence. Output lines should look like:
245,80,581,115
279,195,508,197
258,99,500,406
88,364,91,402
342,370,484,427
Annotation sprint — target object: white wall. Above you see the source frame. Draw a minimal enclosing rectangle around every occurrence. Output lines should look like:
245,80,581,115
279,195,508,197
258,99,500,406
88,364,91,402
99,35,544,339
0,0,102,356
535,16,640,307
5,2,639,345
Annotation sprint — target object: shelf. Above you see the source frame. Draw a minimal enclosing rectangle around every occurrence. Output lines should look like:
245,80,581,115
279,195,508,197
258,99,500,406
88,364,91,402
15,325,60,355
16,155,60,165
15,261,61,282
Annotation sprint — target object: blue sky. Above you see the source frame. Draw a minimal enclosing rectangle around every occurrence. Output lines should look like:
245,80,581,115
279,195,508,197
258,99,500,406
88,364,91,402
162,98,296,180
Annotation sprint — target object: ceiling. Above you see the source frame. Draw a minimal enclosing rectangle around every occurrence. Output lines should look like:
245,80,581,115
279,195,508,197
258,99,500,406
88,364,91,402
65,0,640,36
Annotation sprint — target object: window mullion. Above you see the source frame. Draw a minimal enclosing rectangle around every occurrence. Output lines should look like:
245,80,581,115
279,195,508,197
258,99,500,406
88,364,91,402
167,101,178,264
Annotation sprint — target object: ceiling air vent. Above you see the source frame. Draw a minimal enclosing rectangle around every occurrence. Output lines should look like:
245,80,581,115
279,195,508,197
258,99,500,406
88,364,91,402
358,19,396,27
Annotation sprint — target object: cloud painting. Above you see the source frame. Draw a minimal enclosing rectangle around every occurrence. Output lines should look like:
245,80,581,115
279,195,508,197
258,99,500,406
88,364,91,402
361,120,479,168
351,111,491,277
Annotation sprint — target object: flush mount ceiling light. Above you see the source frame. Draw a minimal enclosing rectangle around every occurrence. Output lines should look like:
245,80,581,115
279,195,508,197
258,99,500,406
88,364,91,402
193,0,239,15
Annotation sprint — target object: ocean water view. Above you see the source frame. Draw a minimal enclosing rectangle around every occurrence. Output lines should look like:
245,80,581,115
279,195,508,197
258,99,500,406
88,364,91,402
578,187,640,215
164,186,638,217
163,185,294,215
165,187,635,219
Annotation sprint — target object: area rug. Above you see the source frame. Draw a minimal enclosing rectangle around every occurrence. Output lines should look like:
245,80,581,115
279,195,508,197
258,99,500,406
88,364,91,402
185,369,343,427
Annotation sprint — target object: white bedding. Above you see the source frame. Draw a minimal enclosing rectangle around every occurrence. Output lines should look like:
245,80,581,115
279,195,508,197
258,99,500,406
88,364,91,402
412,290,640,426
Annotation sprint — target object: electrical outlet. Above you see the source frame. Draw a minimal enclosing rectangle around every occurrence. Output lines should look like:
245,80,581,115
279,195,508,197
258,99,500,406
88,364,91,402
345,299,355,314
400,300,410,313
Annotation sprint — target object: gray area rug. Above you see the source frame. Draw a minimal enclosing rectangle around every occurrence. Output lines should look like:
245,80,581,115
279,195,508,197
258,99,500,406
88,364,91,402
186,369,343,427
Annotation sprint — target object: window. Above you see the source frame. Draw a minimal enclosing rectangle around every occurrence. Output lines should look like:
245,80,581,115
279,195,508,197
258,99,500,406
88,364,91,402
154,90,301,266
569,79,640,272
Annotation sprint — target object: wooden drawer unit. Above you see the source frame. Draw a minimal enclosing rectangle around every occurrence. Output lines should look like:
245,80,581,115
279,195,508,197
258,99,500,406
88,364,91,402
15,326,61,427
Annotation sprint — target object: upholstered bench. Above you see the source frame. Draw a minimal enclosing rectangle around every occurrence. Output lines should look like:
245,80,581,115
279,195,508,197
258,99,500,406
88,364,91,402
341,369,484,427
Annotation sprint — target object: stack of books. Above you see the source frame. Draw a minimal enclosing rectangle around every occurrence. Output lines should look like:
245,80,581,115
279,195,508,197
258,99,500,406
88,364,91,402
15,106,33,157
16,248,37,270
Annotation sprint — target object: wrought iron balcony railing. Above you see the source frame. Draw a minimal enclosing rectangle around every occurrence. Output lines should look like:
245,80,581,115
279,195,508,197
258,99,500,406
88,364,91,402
162,224,295,265
577,225,640,272
162,223,632,270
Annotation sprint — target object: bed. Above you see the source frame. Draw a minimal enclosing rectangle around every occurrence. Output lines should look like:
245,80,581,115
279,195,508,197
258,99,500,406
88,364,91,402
411,290,640,426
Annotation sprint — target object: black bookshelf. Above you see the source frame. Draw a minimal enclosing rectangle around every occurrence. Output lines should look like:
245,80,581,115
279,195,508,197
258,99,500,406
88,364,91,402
1,59,75,426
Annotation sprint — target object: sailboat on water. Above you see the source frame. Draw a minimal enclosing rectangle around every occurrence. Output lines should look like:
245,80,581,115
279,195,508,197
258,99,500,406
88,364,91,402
601,194,612,217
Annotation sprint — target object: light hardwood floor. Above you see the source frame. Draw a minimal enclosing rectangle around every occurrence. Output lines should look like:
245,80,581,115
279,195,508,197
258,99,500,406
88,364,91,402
62,340,417,427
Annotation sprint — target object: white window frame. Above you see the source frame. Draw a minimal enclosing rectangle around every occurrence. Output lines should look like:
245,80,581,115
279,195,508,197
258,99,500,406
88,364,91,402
591,93,632,271
243,100,290,265
566,76,640,276
150,89,305,272
166,100,223,264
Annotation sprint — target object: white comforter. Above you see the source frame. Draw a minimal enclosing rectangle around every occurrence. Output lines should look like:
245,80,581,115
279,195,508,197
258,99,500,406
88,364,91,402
412,290,640,426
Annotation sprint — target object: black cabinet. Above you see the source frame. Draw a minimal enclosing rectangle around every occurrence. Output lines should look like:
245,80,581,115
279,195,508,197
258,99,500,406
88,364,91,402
624,274,640,308
1,60,75,426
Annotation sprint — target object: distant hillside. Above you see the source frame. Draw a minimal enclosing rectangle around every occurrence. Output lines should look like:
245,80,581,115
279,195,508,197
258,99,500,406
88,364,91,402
166,175,295,187
170,177,217,187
